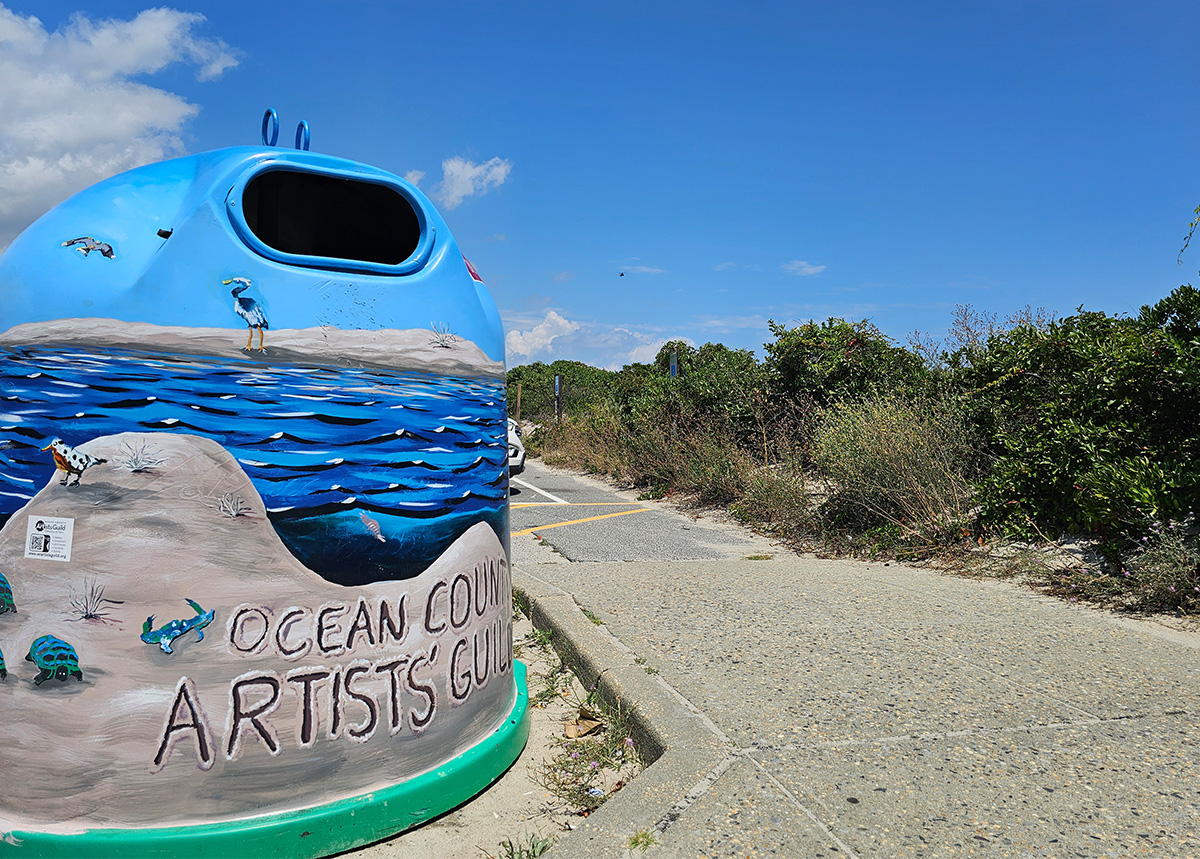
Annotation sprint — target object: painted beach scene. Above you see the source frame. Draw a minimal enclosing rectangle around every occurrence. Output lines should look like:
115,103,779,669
0,319,508,586
0,318,517,832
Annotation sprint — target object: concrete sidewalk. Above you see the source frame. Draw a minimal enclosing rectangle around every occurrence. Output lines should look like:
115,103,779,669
513,510,1200,857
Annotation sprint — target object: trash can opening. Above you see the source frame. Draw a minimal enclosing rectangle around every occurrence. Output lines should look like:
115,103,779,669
242,169,422,266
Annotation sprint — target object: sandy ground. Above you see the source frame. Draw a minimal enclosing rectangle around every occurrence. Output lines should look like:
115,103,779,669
0,318,503,379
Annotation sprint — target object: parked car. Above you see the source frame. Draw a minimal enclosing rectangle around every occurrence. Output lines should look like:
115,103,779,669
507,418,526,476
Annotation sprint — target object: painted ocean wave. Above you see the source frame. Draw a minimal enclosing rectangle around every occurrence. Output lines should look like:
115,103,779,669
0,345,507,585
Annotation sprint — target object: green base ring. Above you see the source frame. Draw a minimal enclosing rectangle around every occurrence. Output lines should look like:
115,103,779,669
2,661,530,858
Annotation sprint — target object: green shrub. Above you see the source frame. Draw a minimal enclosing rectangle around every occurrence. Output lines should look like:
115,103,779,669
763,318,928,409
960,287,1200,537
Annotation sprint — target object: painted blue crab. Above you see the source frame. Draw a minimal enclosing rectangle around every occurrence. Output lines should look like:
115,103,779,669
140,599,215,654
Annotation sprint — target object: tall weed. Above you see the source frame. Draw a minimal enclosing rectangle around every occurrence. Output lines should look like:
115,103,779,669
812,394,972,538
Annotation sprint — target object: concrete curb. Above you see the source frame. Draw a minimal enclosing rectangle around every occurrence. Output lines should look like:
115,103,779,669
514,568,732,858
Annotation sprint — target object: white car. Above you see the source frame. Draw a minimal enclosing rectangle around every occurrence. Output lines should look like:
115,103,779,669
507,418,526,476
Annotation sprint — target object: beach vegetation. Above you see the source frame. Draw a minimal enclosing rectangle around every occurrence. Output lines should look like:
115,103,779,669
510,282,1200,616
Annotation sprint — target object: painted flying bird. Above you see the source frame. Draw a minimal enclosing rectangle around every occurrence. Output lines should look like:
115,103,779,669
41,438,108,487
61,236,114,259
223,277,269,351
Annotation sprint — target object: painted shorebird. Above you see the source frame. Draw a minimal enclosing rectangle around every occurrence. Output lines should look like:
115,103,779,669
61,236,114,259
223,277,269,351
41,438,107,487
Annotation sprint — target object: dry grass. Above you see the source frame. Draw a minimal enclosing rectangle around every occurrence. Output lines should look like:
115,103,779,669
812,394,973,538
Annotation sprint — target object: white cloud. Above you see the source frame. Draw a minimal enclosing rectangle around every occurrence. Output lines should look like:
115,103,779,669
403,169,425,186
782,259,827,276
624,265,665,274
0,4,239,249
505,310,580,359
503,310,688,369
432,156,512,210
622,339,674,365
552,270,576,283
714,261,737,271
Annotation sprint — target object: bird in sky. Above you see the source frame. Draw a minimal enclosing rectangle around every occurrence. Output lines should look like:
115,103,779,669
223,277,269,351
61,236,114,259
41,438,107,487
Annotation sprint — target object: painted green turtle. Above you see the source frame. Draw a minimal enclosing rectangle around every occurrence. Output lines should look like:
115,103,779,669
0,571,14,614
26,635,82,684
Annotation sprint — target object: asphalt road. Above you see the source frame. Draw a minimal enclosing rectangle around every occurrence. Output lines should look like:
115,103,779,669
511,459,1200,858
510,464,763,563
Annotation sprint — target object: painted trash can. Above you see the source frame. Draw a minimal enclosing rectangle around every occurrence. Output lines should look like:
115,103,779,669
0,114,527,857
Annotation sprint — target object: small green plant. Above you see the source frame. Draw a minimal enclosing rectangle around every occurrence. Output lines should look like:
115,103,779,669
513,588,531,619
638,484,669,500
480,832,555,859
627,827,659,853
533,658,574,707
534,703,641,813
1122,519,1200,612
744,554,772,560
581,607,603,625
526,627,553,650
643,665,659,675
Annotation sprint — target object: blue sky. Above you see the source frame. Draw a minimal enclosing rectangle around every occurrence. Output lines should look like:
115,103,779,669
2,1,1198,368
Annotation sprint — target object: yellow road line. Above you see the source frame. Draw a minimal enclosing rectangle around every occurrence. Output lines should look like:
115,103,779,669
511,501,645,509
512,507,652,536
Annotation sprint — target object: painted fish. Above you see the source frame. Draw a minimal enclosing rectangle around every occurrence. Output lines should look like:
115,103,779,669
26,635,82,684
0,570,14,614
141,599,215,654
0,642,6,679
359,511,387,543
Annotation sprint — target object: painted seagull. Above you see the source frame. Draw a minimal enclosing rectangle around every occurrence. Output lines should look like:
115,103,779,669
61,236,115,259
41,438,107,487
223,277,269,351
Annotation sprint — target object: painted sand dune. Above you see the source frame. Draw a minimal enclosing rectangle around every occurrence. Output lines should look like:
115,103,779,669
0,318,503,380
0,432,514,834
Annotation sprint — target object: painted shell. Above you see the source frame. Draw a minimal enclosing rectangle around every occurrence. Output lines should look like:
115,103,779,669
0,643,6,680
0,571,14,613
25,635,82,684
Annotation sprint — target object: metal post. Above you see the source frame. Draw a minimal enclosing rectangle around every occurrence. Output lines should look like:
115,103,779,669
554,374,562,423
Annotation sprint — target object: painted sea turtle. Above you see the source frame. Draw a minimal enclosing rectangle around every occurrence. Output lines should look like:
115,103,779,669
0,571,14,613
26,635,82,684
0,643,6,679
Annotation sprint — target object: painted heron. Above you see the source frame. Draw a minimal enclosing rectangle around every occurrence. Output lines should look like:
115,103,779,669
223,277,269,351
